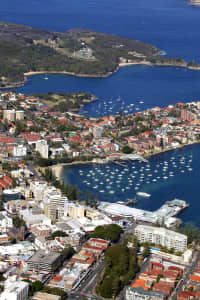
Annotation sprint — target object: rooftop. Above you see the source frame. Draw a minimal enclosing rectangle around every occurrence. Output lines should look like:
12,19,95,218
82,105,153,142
27,250,60,265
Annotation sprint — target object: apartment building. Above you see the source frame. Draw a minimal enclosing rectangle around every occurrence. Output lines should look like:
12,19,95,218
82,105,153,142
134,225,187,252
0,277,29,300
126,286,166,300
36,140,49,159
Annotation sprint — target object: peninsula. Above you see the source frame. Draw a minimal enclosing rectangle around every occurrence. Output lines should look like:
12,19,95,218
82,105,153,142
0,21,200,88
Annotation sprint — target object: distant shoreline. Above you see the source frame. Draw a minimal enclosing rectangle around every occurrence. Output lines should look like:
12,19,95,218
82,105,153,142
1,61,200,90
24,70,113,78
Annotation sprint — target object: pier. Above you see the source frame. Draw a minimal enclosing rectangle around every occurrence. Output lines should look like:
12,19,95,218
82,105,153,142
120,154,148,163
98,199,189,226
113,161,127,167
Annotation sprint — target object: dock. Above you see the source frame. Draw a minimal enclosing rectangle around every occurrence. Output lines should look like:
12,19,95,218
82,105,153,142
126,198,138,205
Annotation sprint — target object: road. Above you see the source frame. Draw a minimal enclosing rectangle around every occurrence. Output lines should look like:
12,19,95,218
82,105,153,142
75,256,104,297
28,161,42,179
171,250,200,300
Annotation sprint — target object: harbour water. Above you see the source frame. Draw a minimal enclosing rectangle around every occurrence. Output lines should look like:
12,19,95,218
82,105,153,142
7,0,200,117
2,0,200,224
17,67,200,117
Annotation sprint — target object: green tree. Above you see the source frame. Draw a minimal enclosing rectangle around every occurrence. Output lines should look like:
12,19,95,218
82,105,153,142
122,145,133,154
13,216,25,228
142,243,150,258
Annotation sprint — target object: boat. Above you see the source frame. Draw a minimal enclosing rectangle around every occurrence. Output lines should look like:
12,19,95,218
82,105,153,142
44,76,48,80
137,192,151,198
126,198,138,205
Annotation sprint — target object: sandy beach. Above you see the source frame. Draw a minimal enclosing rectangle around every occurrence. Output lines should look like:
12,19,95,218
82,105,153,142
24,70,112,78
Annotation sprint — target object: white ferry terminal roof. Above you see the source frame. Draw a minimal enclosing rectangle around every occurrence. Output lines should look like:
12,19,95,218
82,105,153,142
104,203,145,217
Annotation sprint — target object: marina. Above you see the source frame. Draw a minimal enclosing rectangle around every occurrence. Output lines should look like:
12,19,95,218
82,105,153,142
62,143,200,225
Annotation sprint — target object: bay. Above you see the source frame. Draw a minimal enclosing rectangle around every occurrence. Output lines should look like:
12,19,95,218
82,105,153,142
62,144,200,226
18,66,200,117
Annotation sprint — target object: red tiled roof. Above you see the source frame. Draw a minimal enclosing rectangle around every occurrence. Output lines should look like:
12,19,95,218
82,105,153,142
190,275,200,282
4,176,13,185
0,137,16,144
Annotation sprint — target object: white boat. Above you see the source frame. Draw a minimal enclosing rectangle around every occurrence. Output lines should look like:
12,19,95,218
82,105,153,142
137,192,151,198
44,76,48,80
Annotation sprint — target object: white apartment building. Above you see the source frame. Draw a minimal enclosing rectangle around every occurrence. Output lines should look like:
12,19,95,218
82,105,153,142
30,181,48,201
3,109,16,121
3,109,24,121
43,187,68,221
13,145,27,157
0,213,13,233
65,202,85,218
134,225,187,252
15,110,24,120
93,125,103,139
36,140,49,159
0,277,29,300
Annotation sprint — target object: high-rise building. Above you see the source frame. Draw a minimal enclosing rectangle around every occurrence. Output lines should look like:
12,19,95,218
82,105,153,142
36,140,49,159
93,125,103,139
0,277,29,300
43,187,68,221
16,110,24,120
3,110,16,121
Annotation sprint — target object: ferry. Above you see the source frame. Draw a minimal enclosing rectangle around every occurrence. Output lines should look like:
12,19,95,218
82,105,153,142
137,192,151,198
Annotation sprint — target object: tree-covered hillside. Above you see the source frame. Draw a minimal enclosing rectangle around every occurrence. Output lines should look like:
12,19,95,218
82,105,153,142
0,22,158,87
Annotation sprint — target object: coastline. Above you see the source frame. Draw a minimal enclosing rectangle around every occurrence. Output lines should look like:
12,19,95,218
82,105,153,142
119,61,200,70
51,160,98,180
24,70,114,78
51,141,200,181
1,61,200,90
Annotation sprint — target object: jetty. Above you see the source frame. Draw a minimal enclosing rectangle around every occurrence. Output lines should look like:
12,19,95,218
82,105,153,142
126,198,138,205
99,199,189,227
113,161,127,167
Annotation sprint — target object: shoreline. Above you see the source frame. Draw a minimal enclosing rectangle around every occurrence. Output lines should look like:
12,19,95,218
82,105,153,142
51,141,199,181
24,70,114,78
1,61,200,90
119,61,200,70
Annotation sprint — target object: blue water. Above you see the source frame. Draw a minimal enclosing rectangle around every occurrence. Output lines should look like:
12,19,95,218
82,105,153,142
1,0,200,61
3,0,200,223
62,144,200,225
9,0,200,117
18,67,200,117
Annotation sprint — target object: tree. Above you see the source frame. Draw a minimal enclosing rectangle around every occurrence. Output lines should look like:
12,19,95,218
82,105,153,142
50,231,67,239
122,145,133,154
91,224,123,243
32,280,43,292
142,243,150,258
85,190,90,206
13,216,25,228
97,241,139,298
